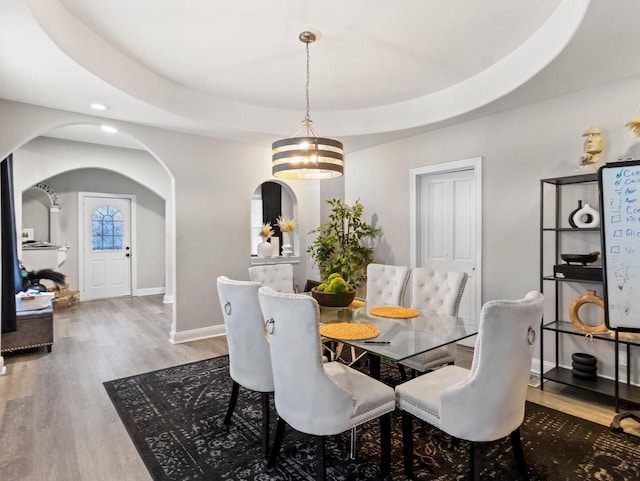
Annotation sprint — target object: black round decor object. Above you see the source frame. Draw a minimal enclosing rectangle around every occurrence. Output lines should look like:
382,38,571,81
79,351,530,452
572,362,597,373
572,352,597,365
571,352,598,380
572,369,598,380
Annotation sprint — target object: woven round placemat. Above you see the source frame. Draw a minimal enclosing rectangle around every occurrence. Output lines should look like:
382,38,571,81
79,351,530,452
350,299,365,308
369,306,420,319
319,322,380,340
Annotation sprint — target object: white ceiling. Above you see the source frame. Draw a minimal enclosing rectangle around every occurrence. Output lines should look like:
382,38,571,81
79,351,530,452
1,0,639,152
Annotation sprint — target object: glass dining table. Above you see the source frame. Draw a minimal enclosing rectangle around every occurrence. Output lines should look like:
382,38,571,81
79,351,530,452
319,303,479,379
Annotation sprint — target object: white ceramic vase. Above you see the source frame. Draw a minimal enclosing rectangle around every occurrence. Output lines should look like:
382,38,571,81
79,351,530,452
257,240,273,258
281,231,293,257
572,203,600,228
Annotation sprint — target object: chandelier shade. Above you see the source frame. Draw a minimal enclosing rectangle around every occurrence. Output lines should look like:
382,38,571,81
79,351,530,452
272,136,343,180
272,31,344,180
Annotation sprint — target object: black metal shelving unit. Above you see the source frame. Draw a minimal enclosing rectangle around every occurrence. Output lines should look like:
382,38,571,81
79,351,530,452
539,173,640,411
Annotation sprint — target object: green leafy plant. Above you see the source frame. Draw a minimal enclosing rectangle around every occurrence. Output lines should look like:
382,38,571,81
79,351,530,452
307,198,380,289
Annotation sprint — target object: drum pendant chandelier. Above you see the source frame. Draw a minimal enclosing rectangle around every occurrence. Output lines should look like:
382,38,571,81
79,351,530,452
272,31,344,180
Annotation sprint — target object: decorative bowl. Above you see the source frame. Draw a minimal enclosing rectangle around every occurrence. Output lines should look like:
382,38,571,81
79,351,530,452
310,287,356,308
560,252,600,265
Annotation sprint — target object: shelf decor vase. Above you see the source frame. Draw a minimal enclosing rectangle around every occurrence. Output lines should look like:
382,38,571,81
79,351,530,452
568,200,591,227
571,202,600,228
571,352,598,381
281,231,293,257
257,240,273,258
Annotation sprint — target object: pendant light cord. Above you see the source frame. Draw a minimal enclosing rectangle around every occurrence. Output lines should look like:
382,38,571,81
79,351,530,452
304,38,312,132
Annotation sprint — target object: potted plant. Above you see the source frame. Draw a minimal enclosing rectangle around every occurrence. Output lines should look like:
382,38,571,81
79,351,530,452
307,198,380,291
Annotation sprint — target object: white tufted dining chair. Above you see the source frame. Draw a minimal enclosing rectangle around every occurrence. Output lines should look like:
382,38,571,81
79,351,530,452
216,276,274,458
400,268,468,374
248,263,295,293
258,287,395,481
330,263,410,366
366,263,410,308
395,291,544,481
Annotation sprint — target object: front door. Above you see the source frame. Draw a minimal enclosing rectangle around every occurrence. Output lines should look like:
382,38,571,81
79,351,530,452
81,193,134,300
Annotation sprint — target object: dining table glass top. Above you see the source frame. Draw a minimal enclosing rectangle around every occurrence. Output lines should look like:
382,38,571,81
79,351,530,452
319,303,479,363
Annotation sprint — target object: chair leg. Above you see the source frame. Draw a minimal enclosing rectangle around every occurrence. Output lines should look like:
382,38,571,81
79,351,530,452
398,364,408,381
261,392,271,458
224,380,240,425
510,428,529,481
349,427,357,459
316,435,326,481
469,441,481,481
402,411,414,478
380,413,391,476
267,417,286,468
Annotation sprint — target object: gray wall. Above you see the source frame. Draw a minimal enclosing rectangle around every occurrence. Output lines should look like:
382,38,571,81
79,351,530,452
344,74,640,380
3,69,640,372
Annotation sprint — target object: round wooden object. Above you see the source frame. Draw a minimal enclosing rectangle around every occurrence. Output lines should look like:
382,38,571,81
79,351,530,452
568,290,608,333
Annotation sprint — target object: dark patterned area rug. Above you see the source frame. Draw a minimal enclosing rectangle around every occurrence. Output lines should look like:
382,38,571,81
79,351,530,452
104,356,640,481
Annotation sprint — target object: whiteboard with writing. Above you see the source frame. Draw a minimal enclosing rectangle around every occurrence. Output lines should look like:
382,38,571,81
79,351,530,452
598,160,640,331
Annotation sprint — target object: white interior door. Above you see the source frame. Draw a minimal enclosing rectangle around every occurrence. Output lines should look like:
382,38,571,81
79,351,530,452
411,158,482,324
81,194,134,300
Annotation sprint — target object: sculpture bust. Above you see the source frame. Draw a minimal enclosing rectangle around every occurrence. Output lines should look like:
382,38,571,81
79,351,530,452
578,126,603,168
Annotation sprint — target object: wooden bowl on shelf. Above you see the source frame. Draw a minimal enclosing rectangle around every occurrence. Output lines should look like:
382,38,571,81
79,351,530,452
310,287,356,308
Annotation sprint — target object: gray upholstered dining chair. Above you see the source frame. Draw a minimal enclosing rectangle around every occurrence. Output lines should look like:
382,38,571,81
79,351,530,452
248,263,295,293
395,291,544,481
216,276,274,457
258,286,395,481
399,268,468,375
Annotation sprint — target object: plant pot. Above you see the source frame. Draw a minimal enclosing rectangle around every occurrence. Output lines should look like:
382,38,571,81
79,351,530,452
310,287,356,308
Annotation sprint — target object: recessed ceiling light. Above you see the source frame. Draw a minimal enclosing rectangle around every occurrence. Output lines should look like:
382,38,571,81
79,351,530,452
90,103,110,111
101,125,118,133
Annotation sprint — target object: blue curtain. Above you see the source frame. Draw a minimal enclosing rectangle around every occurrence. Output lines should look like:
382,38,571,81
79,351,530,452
2,154,22,333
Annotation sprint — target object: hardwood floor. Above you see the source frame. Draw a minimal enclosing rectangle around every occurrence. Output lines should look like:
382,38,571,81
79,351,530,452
0,296,637,480
0,296,228,481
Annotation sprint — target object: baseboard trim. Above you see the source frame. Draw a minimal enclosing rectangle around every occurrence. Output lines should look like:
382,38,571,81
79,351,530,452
163,294,174,304
531,358,556,375
136,287,165,297
170,325,226,344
